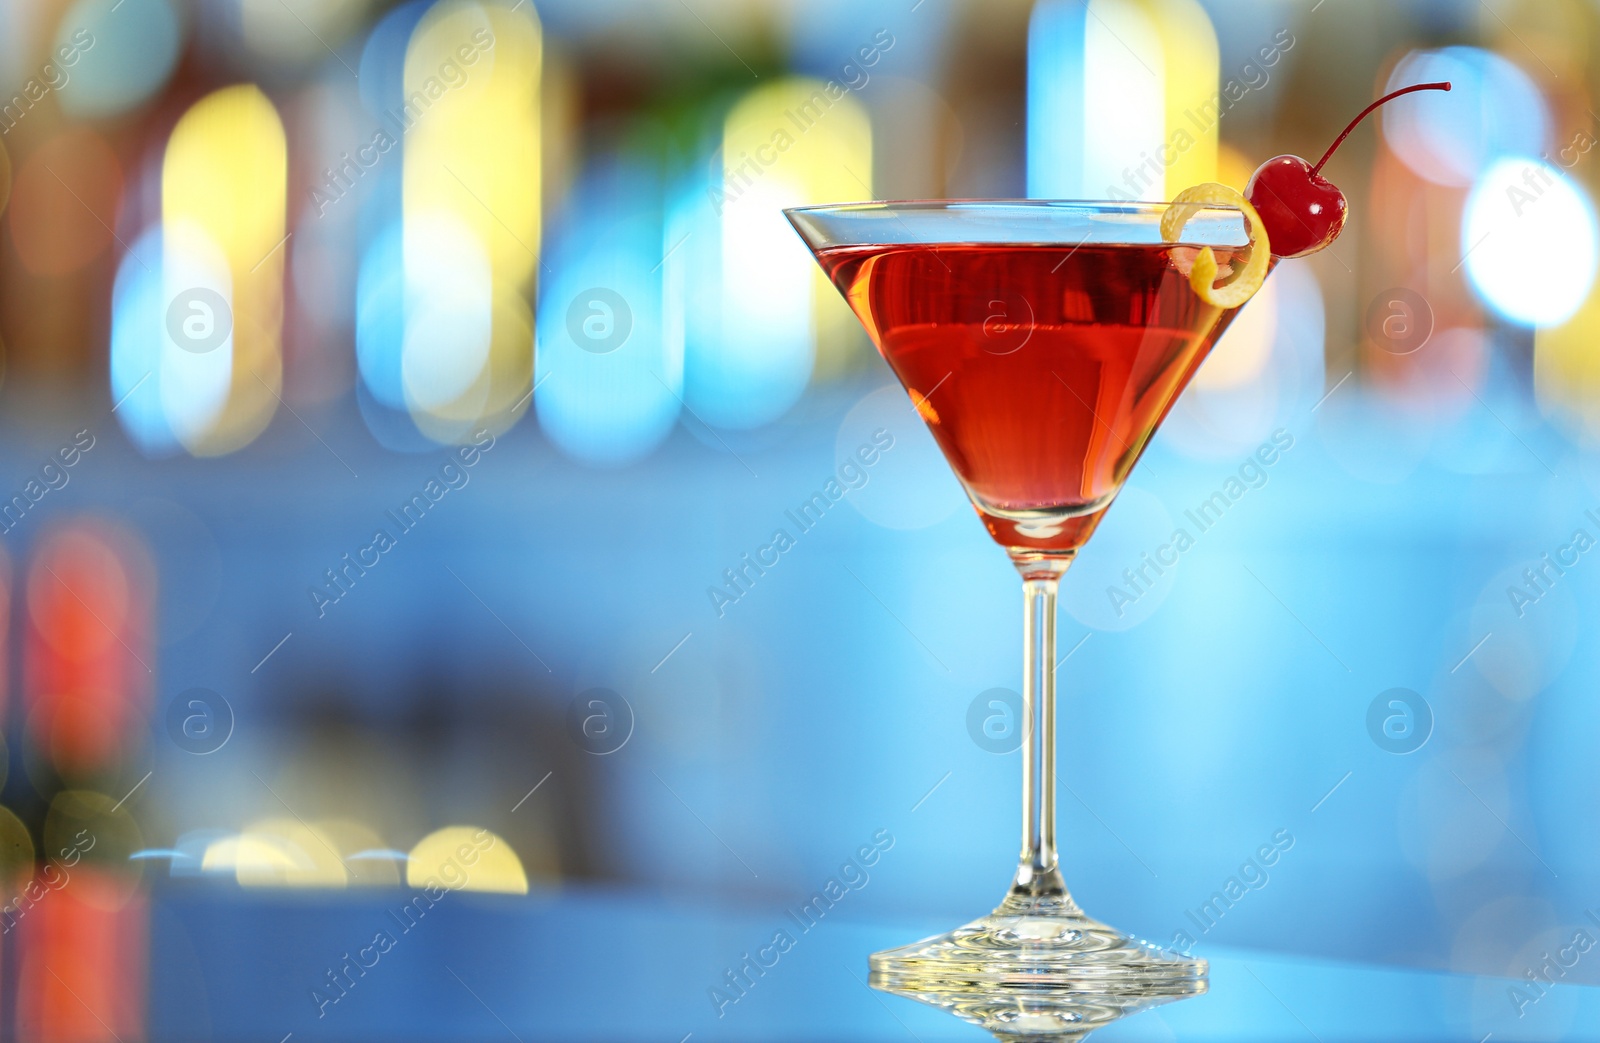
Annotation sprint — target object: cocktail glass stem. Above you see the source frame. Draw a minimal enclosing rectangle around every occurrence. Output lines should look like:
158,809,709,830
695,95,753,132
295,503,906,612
1013,554,1073,899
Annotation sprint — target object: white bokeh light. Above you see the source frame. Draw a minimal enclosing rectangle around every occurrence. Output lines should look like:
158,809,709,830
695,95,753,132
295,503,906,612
1463,157,1598,327
402,212,492,415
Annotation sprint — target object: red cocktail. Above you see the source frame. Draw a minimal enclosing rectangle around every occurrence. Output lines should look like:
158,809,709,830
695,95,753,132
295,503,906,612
816,240,1256,553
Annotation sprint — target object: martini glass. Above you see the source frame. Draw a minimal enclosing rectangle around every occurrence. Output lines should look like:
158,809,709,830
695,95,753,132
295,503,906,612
787,200,1264,1032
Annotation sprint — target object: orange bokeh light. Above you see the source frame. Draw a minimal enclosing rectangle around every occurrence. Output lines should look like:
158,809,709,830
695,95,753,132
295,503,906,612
26,526,133,661
23,521,151,774
7,129,123,276
15,869,146,1043
0,138,12,218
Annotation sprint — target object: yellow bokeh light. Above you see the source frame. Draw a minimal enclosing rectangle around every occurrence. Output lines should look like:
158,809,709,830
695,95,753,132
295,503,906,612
1072,0,1219,201
402,0,541,435
406,1,541,285
43,790,144,907
0,806,35,893
164,85,287,273
722,78,872,208
1145,0,1220,198
406,826,527,894
722,78,872,380
163,85,288,456
1534,276,1600,438
44,790,141,868
1216,143,1255,195
220,818,349,888
1479,0,1587,79
202,834,291,873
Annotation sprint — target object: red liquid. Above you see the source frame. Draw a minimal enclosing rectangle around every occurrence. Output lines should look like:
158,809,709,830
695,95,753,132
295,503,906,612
817,242,1254,556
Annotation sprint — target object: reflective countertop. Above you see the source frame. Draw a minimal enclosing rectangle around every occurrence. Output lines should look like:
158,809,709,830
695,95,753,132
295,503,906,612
149,885,1600,1041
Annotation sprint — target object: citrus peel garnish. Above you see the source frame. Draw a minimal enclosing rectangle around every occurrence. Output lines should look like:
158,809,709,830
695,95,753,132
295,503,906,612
1159,183,1270,309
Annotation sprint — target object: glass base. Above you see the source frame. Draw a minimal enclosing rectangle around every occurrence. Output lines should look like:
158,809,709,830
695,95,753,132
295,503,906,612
869,893,1206,1040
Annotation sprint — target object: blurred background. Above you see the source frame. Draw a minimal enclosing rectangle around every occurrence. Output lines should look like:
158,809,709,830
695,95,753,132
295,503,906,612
0,0,1599,1039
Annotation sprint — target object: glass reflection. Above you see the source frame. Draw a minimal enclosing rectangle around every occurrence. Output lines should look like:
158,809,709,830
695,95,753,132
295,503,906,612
872,973,1196,1041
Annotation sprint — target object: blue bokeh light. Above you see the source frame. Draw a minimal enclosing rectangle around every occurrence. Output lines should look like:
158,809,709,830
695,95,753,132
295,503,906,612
535,158,681,466
1383,47,1551,187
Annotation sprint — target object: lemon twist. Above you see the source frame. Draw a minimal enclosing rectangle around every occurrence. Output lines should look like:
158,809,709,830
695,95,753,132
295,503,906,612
1159,183,1270,309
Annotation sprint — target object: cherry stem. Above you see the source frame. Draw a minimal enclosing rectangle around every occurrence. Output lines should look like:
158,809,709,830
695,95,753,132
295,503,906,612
1309,81,1453,176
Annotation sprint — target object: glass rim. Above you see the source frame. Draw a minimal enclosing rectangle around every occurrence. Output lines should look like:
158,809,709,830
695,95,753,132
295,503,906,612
784,198,1251,250
783,198,1244,216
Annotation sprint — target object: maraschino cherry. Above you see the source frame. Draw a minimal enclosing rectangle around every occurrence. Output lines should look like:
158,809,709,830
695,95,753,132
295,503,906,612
1246,81,1452,258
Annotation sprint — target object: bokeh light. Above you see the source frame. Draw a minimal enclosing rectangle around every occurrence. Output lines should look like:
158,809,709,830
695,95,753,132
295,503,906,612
683,78,872,431
227,818,350,888
26,531,132,659
110,227,181,455
536,157,679,466
355,219,407,411
0,806,35,892
15,865,146,1042
1535,276,1600,438
1382,47,1550,187
406,826,528,893
358,0,429,111
0,137,11,216
399,0,540,441
351,1,432,450
7,128,121,276
160,221,236,447
24,522,150,779
1462,156,1598,327
402,212,493,416
161,84,288,455
239,0,372,64
55,0,181,119
1028,0,1219,200
0,517,151,1042
44,791,144,881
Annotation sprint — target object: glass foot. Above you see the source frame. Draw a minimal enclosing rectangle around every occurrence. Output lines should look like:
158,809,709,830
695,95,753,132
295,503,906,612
870,894,1206,1040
